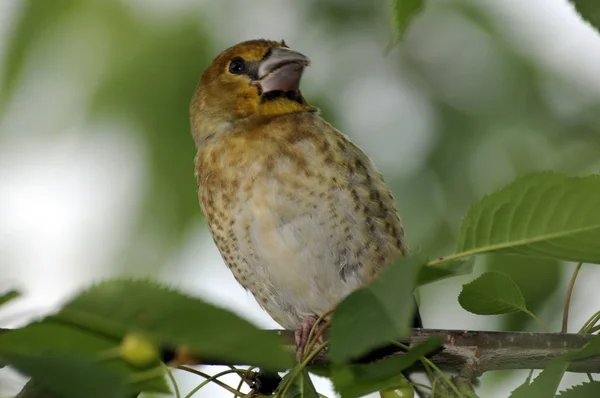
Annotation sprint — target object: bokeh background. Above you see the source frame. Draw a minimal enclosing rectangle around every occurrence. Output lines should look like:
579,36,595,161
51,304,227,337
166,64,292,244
1,0,600,397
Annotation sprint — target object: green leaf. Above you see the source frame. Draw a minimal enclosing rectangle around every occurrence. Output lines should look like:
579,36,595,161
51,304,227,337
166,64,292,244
0,321,169,393
486,254,560,331
391,0,425,38
459,272,528,315
567,334,600,361
56,279,293,370
281,369,319,398
0,289,20,307
557,381,600,398
508,335,600,398
331,337,440,398
329,255,424,364
569,0,600,33
508,357,569,398
417,257,474,286
456,172,600,264
4,353,130,398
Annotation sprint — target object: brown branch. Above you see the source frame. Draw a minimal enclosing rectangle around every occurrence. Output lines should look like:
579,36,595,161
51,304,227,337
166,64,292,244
202,328,600,376
10,328,600,398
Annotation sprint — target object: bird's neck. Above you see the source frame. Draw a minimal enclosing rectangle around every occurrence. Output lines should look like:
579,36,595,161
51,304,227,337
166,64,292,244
192,101,317,149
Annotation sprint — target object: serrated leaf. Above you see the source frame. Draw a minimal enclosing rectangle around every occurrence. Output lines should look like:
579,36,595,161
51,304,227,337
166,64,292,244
486,255,560,331
4,353,130,398
391,0,424,38
511,335,600,398
281,369,319,398
508,358,569,398
456,172,600,264
459,272,528,315
418,257,474,286
56,279,293,370
557,381,600,398
331,337,440,398
569,0,600,33
0,321,169,393
0,289,20,307
329,255,424,364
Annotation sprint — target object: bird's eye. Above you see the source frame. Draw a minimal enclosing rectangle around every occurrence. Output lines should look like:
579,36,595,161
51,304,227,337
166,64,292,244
228,57,246,75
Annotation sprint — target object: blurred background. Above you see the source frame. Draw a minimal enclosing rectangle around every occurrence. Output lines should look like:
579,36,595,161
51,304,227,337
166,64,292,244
1,0,600,396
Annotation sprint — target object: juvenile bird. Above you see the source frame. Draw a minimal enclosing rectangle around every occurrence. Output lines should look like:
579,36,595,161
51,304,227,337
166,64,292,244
190,39,421,361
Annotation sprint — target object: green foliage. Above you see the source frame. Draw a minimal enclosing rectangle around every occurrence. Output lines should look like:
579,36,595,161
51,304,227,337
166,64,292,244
3,0,600,397
328,255,424,364
486,255,560,331
458,272,529,315
0,321,169,394
57,279,293,371
279,369,319,398
557,381,600,398
458,272,549,331
509,335,600,397
0,289,20,307
456,172,600,264
89,15,211,260
1,0,211,273
330,337,440,398
391,0,425,39
0,279,294,397
417,257,474,286
0,0,81,110
569,0,600,32
4,354,130,398
508,358,569,398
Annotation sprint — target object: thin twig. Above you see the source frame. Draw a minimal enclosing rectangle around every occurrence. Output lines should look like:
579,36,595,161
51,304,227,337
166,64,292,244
278,340,329,398
178,366,246,397
563,262,583,333
579,310,600,334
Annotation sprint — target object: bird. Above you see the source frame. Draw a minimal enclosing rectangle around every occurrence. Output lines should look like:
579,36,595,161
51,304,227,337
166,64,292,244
190,39,421,362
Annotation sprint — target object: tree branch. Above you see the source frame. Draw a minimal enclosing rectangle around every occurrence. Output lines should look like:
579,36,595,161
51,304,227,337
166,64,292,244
10,328,600,398
206,328,600,376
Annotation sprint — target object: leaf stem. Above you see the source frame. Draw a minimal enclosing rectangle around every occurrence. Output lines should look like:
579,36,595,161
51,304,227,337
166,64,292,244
588,324,600,334
303,309,333,359
562,263,583,333
393,341,461,397
165,365,181,398
526,310,549,333
178,366,246,398
578,310,600,334
277,340,329,398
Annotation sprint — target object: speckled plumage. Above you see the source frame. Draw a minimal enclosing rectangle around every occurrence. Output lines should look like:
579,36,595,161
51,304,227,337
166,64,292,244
191,39,415,331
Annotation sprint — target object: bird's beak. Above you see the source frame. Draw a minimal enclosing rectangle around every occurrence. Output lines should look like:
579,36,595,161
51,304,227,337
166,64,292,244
254,47,310,94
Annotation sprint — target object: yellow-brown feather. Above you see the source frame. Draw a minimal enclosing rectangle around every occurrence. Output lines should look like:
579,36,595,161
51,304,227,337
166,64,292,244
191,40,407,329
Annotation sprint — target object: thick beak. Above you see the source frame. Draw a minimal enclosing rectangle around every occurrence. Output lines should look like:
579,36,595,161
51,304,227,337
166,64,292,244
254,47,310,94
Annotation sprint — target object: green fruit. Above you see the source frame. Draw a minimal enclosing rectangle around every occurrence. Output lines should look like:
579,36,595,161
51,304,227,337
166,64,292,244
119,332,159,368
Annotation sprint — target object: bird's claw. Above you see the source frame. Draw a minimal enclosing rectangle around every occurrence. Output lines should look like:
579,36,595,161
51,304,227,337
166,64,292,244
294,315,327,363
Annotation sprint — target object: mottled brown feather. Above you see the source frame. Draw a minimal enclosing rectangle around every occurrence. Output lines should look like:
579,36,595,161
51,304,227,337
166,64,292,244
191,40,409,329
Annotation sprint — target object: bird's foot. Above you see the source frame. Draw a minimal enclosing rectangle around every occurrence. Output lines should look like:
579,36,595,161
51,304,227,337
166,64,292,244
294,315,328,363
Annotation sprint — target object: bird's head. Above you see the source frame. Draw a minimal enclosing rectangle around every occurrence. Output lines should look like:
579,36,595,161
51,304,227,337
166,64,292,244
190,39,314,146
